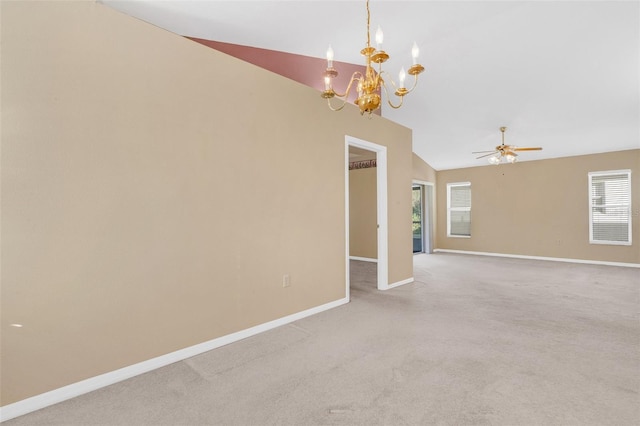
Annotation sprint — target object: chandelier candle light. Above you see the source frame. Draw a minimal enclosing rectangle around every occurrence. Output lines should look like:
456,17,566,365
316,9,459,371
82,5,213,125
321,0,425,115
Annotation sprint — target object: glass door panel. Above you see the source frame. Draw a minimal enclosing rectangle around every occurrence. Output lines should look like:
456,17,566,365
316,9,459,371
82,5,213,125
412,185,423,253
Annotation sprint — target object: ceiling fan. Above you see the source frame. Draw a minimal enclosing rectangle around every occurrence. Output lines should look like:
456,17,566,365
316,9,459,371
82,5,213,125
473,127,542,164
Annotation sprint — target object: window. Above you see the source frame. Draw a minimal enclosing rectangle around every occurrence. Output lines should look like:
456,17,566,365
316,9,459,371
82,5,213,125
588,170,631,245
447,182,471,237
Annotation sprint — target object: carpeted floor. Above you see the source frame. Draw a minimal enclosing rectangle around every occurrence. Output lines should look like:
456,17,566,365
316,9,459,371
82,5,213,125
5,253,639,425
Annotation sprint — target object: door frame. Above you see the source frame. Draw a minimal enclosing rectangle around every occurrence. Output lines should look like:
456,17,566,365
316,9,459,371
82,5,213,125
345,135,389,297
413,180,435,254
412,184,424,253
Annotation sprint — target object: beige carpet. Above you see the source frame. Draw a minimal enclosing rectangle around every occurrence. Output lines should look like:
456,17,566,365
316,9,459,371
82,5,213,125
5,253,639,425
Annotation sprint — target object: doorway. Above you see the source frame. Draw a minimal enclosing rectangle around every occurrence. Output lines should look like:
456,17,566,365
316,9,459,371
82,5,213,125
412,181,434,254
412,185,424,253
345,135,388,298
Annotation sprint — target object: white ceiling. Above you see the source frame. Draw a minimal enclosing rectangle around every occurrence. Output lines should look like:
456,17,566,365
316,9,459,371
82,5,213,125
102,0,639,170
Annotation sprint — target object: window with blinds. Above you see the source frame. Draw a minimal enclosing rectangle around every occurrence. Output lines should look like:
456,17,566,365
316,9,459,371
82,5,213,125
447,182,471,237
588,170,632,245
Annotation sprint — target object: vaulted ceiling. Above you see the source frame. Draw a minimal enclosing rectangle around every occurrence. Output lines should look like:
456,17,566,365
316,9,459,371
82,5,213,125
102,0,639,170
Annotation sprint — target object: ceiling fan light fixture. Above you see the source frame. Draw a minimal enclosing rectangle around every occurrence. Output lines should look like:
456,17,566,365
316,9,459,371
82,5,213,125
474,126,542,165
321,0,425,115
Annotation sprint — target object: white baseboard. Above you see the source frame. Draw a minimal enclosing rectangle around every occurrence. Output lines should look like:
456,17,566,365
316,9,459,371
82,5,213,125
349,256,378,263
383,277,414,290
433,249,640,268
0,297,349,423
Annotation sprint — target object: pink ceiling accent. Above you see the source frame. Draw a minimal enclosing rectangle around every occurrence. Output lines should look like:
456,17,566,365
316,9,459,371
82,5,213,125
187,37,372,110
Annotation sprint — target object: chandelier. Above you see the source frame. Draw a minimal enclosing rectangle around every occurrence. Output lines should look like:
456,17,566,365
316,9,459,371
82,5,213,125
321,0,424,115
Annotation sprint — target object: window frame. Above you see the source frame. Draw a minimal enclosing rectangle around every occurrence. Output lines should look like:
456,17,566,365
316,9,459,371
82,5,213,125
588,169,632,246
447,182,471,238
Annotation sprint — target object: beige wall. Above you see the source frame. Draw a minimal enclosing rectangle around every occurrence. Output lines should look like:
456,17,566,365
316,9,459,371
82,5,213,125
412,153,437,183
436,150,640,264
0,1,413,405
349,168,377,259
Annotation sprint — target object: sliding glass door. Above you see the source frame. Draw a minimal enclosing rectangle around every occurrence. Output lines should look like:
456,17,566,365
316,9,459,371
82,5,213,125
412,185,423,253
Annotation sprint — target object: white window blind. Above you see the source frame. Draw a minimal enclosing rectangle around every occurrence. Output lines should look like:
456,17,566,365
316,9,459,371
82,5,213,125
588,170,631,245
447,182,471,237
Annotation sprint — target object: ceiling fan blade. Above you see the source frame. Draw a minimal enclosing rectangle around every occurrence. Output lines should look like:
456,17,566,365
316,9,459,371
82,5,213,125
476,151,498,159
513,147,543,151
472,150,497,154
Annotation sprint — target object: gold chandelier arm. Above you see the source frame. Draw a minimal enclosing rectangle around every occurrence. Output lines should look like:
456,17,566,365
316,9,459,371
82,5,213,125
386,96,405,110
379,70,420,95
326,97,348,112
331,88,348,99
404,73,420,94
331,71,364,99
378,70,398,91
380,79,405,109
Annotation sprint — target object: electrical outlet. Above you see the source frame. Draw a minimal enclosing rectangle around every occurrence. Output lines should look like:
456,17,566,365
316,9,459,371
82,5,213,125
282,274,291,288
